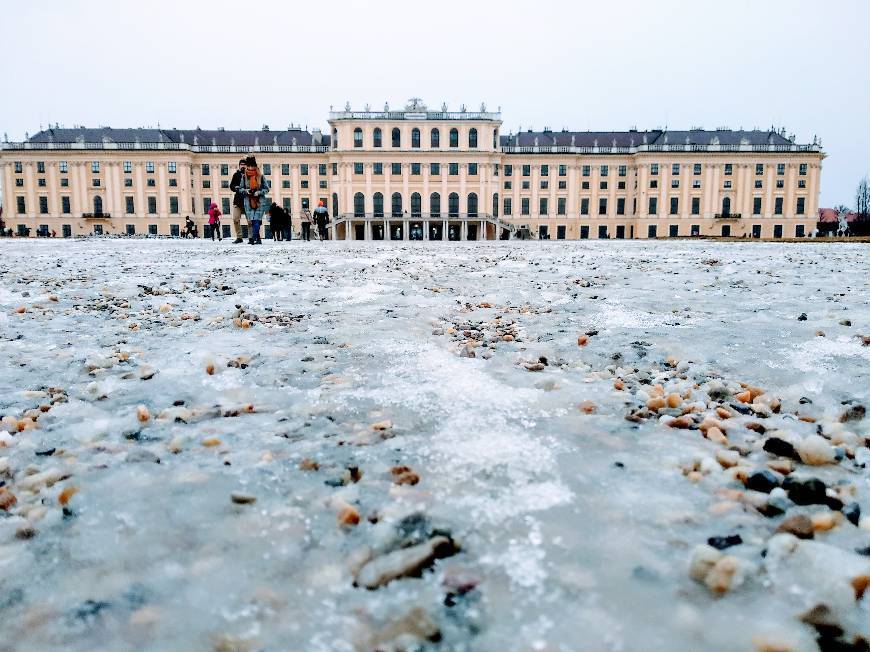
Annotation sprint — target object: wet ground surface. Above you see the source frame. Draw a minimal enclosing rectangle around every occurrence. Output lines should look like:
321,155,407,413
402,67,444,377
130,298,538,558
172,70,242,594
0,238,868,652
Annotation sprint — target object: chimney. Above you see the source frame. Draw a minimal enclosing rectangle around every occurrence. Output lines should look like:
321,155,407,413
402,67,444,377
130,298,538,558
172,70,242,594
311,128,322,145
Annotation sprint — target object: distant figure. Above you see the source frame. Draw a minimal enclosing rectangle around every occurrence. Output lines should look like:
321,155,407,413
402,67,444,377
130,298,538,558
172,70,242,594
268,202,291,241
300,209,312,241
239,156,269,245
229,158,247,243
208,203,222,240
313,200,330,241
183,216,197,238
836,208,850,237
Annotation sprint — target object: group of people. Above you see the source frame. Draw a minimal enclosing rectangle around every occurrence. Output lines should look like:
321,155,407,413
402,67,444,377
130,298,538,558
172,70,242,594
204,157,332,244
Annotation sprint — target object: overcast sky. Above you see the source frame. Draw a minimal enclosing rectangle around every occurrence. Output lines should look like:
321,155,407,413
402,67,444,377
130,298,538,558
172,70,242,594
2,0,867,206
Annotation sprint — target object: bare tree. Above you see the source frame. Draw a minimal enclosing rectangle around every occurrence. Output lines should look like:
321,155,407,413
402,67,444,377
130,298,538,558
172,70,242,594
856,176,870,221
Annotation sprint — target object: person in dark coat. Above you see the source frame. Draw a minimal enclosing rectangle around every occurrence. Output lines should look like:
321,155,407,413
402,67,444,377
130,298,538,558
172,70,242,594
229,159,247,243
313,200,330,241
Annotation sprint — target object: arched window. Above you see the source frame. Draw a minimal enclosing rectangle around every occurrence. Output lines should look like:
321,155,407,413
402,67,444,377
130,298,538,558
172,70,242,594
430,192,441,217
373,192,384,217
391,192,402,216
411,192,421,216
493,192,499,218
468,193,478,217
493,129,498,148
391,127,401,148
448,192,459,217
331,128,338,149
449,128,459,148
431,128,440,148
722,197,731,217
94,196,103,215
373,127,382,148
332,193,339,217
468,128,478,148
354,192,365,217
411,128,420,148
353,127,363,148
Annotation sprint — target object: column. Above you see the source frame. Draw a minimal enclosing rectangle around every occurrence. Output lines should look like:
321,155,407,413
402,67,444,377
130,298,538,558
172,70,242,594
423,221,429,240
403,219,409,240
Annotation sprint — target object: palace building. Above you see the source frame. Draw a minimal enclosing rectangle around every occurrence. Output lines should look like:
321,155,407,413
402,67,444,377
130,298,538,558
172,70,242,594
0,100,824,240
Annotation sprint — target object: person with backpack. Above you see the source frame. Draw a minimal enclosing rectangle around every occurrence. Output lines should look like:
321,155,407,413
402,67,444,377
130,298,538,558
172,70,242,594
313,200,330,241
238,156,269,245
208,203,222,240
300,208,312,241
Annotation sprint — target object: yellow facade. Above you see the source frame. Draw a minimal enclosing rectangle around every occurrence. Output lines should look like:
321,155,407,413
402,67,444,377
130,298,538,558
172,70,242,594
0,103,823,240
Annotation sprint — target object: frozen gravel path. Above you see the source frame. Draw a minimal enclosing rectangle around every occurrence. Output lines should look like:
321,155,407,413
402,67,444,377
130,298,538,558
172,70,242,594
0,239,868,652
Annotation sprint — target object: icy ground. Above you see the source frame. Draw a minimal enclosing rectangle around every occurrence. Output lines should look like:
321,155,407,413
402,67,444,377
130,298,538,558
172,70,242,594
0,239,868,652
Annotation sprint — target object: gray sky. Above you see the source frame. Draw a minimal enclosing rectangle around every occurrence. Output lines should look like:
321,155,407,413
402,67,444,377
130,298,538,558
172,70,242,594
3,0,868,207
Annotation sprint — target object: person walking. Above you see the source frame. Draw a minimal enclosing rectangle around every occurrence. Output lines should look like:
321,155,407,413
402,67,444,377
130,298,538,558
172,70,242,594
208,202,222,240
268,202,284,241
239,156,269,245
229,158,247,243
313,200,330,241
300,208,312,241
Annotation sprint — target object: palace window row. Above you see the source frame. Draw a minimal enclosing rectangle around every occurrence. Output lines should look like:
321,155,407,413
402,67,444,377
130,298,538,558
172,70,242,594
350,126,494,149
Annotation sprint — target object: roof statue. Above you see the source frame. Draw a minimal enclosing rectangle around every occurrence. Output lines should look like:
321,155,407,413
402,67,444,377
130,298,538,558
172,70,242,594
406,98,426,111
364,103,371,111
480,102,486,112
254,136,259,147
441,102,448,112
273,135,278,145
292,137,297,146
384,102,389,111
193,135,198,145
460,104,467,113
345,101,351,111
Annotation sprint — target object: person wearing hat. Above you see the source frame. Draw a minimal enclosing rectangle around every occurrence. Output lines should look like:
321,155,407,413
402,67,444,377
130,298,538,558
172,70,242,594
229,158,248,243
313,200,330,241
238,155,269,245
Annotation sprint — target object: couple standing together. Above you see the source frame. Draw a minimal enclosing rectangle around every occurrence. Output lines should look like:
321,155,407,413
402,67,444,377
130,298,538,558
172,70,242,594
229,157,330,244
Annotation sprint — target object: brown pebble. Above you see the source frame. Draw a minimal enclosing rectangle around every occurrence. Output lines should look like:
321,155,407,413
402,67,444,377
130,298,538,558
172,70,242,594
811,511,840,532
370,420,393,431
393,471,420,486
647,397,666,410
578,400,596,414
14,306,26,314
502,334,514,342
668,416,693,429
136,405,150,423
705,426,728,446
299,458,319,471
776,514,814,539
715,407,732,419
58,486,78,506
666,393,682,409
613,379,625,391
852,574,870,600
230,491,257,505
206,363,215,375
15,524,37,540
0,489,18,511
338,505,360,527
736,390,752,404
577,335,588,346
201,437,221,447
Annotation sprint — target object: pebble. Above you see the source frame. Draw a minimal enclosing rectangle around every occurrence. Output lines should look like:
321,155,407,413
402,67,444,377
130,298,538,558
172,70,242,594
839,404,865,423
776,514,814,539
796,435,836,465
704,555,742,594
578,401,596,415
136,405,150,423
783,476,828,506
0,488,17,511
230,492,257,505
201,437,221,447
355,536,457,589
762,437,800,461
370,420,393,431
58,486,78,506
707,534,743,550
299,458,319,471
747,470,780,493
842,502,861,526
811,511,841,532
705,426,728,446
577,335,588,346
338,505,360,527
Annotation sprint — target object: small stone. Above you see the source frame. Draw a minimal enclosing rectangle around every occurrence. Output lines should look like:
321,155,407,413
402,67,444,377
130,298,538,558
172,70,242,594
704,556,741,594
370,420,393,431
766,459,794,475
811,511,840,532
14,306,26,314
689,544,722,582
736,390,752,404
716,449,740,468
159,304,171,313
783,476,828,506
578,400,596,414
763,437,800,461
15,524,37,540
777,514,814,539
577,335,588,346
707,534,743,550
393,471,420,486
201,437,221,447
852,574,870,600
206,362,215,376
299,458,319,471
668,416,693,429
0,488,17,511
797,313,807,321
705,426,728,446
58,486,78,506
839,404,865,423
797,435,836,465
646,396,666,410
338,505,360,527
747,469,780,493
355,536,458,589
502,334,514,342
842,502,861,526
839,319,852,326
524,362,545,372
666,393,682,409
613,379,625,391
136,405,150,423
230,492,256,505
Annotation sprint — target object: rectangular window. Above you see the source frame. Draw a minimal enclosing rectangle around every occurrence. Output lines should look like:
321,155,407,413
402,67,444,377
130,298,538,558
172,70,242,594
202,180,211,189
223,198,231,215
580,225,589,239
618,165,627,177
126,224,135,235
557,225,566,239
39,196,48,214
411,163,421,175
280,163,290,175
147,196,157,214
301,180,309,188
202,198,211,214
428,163,438,176
522,181,530,190
392,162,402,175
91,161,100,173
599,181,607,190
503,197,512,215
692,179,701,189
123,161,132,173
600,165,608,177
468,163,478,175
724,164,733,175
168,161,177,173
354,162,364,175
541,180,549,189
648,224,657,238
449,163,459,176
62,196,71,214
650,163,659,175
38,178,46,187
521,197,530,215
649,197,658,215
281,180,290,188
540,165,549,176
300,164,309,175
672,163,680,175
220,164,229,176
776,179,784,189
774,197,783,214
799,163,807,176
282,197,290,212
580,198,589,215
60,178,69,187
691,197,700,215
146,162,155,173
36,161,45,173
559,164,567,177
522,165,530,177
557,197,566,215
319,180,327,189
169,178,177,187
598,225,608,239
170,224,179,237
796,224,805,237
221,180,229,189
504,164,512,177
126,196,134,214
559,180,567,189
125,178,133,187
493,164,500,176
582,165,590,177
755,180,763,189
650,180,658,189
331,163,337,175
201,164,210,175
756,163,764,175
671,179,679,188
318,164,327,176
14,162,22,173
796,197,805,215
753,197,762,214
670,197,679,215
617,197,625,215
58,161,68,173
582,181,590,190
539,197,548,215
374,163,384,175
693,163,702,175
170,197,179,214
62,224,71,237
15,178,23,186
599,198,607,215
723,180,732,189
798,179,806,189
92,178,101,187
777,163,785,175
